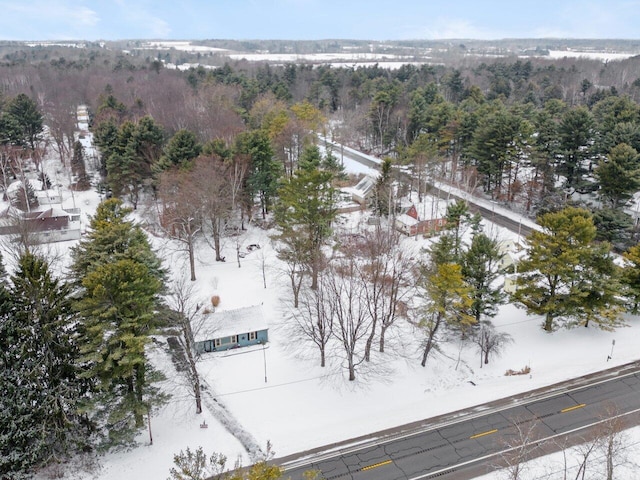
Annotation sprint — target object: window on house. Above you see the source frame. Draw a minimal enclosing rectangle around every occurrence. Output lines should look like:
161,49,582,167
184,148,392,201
214,338,221,348
231,335,237,343
249,331,257,341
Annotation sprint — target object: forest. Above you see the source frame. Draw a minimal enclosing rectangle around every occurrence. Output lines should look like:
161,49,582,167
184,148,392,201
3,41,640,478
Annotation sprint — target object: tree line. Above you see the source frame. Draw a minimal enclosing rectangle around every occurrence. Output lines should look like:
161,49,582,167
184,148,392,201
0,198,167,478
3,46,640,478
4,46,640,244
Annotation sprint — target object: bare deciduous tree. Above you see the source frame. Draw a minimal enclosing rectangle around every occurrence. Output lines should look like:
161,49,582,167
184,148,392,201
191,156,234,263
275,233,308,308
326,256,372,381
360,228,413,359
156,168,202,281
293,280,334,367
595,404,634,480
167,278,205,414
473,321,513,367
496,417,544,480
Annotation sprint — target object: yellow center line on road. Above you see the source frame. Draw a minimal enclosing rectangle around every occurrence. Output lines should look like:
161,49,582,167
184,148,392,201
561,403,587,413
360,459,393,471
469,428,498,439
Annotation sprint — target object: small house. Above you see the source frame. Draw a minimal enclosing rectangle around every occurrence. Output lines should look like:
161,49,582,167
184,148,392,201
394,204,446,236
36,189,63,205
0,205,81,243
194,305,268,353
497,238,527,271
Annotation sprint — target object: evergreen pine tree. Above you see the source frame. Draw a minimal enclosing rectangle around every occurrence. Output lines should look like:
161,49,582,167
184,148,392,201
154,129,200,173
11,180,38,211
321,147,346,180
71,140,91,191
596,143,640,208
622,243,640,313
70,198,164,283
6,93,43,150
298,144,322,171
237,130,281,219
444,199,471,258
275,165,336,290
514,207,622,331
462,232,506,322
371,158,393,217
70,198,166,446
418,262,474,366
0,253,89,477
76,259,166,445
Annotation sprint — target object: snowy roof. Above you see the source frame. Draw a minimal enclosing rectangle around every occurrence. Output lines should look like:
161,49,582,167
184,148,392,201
498,237,527,255
6,179,42,194
353,175,376,196
395,213,419,226
193,305,268,343
0,205,22,219
25,206,71,219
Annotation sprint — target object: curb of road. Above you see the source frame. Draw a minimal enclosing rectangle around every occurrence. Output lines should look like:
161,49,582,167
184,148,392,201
277,360,640,469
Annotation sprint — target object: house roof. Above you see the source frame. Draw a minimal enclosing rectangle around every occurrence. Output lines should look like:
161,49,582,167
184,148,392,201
353,175,376,196
498,238,527,255
24,208,70,232
395,213,419,226
193,305,268,343
6,179,42,194
25,206,70,220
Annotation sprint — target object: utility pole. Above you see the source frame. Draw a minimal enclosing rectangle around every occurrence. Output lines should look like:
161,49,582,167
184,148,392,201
262,342,268,383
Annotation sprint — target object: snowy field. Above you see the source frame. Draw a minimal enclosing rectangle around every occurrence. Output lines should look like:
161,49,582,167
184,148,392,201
475,427,640,480
26,123,640,480
545,50,637,61
73,214,640,480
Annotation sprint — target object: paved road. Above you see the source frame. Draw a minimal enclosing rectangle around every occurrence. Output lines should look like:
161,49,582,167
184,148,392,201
324,137,536,237
281,364,640,479
428,183,535,238
286,142,638,479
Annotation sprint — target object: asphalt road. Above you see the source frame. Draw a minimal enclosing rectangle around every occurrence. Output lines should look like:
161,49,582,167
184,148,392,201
287,142,636,479
326,137,536,238
428,183,535,238
281,364,640,479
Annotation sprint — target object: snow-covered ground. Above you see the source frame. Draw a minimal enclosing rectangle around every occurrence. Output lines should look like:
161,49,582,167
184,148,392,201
27,122,640,480
73,214,640,480
546,50,637,61
226,52,416,63
476,427,640,480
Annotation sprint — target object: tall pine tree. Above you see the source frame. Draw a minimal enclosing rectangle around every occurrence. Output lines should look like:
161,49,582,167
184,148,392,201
514,207,622,331
71,198,166,446
275,162,336,290
462,232,505,323
0,253,89,478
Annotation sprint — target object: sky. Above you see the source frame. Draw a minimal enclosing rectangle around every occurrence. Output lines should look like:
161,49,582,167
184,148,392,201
0,0,639,42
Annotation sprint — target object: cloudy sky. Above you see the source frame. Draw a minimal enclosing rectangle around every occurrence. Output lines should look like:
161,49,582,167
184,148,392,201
0,0,638,41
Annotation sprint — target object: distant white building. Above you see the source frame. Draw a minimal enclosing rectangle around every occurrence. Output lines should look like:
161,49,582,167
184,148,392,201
498,238,527,294
36,189,63,205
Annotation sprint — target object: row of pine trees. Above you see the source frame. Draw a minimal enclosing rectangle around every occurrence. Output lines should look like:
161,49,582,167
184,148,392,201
0,199,166,478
